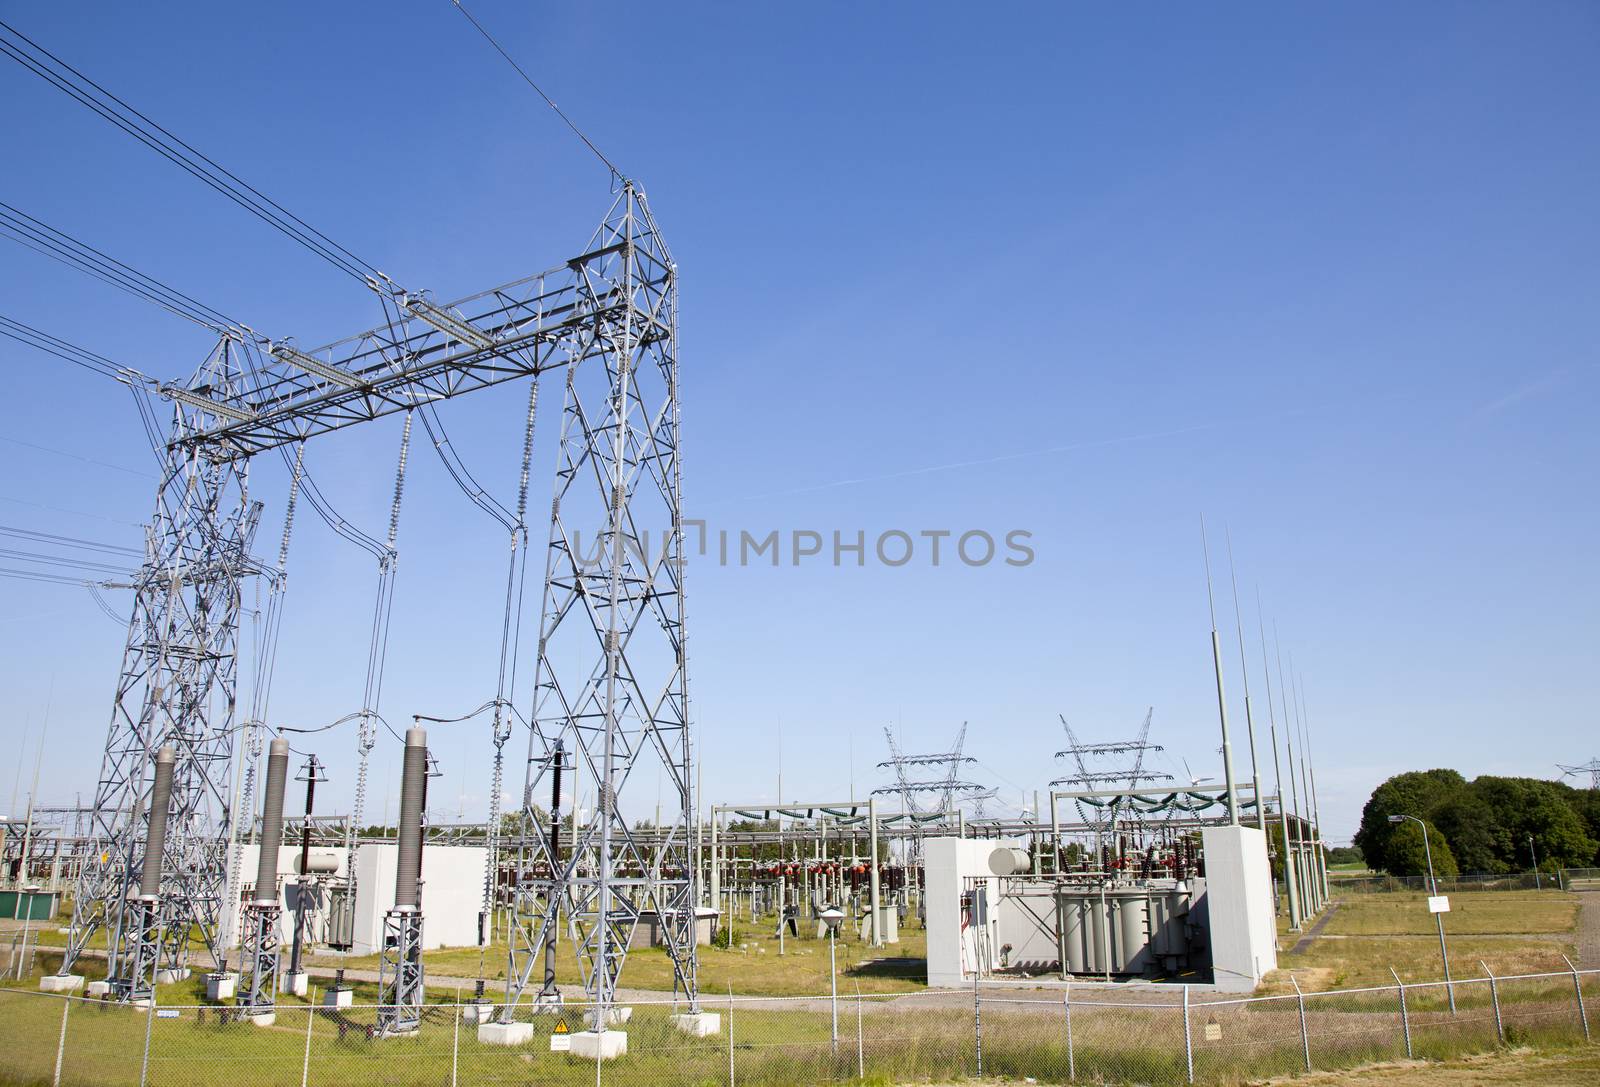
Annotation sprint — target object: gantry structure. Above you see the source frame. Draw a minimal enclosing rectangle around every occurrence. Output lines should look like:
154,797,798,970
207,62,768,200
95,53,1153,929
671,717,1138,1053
874,724,983,861
52,183,695,1016
1051,709,1173,842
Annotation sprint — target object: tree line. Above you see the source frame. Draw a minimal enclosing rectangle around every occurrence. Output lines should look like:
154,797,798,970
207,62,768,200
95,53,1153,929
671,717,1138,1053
1354,769,1600,880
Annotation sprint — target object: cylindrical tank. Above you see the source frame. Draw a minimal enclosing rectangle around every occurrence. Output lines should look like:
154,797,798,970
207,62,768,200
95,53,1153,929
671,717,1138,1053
293,850,339,875
1086,894,1108,975
139,746,176,898
1112,888,1151,974
988,847,1030,876
394,727,428,908
254,737,290,904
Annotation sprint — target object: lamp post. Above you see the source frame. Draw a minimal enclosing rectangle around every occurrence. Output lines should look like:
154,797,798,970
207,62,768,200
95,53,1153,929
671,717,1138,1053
820,907,845,1045
1389,814,1454,1012
1528,833,1541,891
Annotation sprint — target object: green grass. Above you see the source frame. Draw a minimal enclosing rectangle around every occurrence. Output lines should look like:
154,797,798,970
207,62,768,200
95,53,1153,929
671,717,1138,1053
307,917,930,997
1265,890,1580,994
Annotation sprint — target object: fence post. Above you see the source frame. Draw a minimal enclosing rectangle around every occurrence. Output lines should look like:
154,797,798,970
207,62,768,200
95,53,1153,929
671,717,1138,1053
1562,955,1589,1042
1291,973,1311,1072
139,990,157,1087
1182,985,1194,1085
973,974,984,1078
856,993,864,1079
1390,967,1412,1059
1063,984,1075,1082
451,1001,461,1087
1481,962,1503,1044
726,986,735,1087
301,1002,315,1087
51,996,71,1087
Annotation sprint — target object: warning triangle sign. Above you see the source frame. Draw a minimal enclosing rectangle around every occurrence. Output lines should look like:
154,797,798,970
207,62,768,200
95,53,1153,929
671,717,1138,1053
553,1020,569,1034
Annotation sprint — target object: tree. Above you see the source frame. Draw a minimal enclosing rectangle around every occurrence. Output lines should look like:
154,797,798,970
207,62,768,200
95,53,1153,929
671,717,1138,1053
1386,818,1458,883
1354,770,1466,873
1326,845,1364,866
1431,791,1506,875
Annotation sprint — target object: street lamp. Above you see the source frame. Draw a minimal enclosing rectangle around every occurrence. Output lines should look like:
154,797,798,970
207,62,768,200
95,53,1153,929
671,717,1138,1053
820,907,845,1045
1389,814,1455,1012
1528,833,1541,891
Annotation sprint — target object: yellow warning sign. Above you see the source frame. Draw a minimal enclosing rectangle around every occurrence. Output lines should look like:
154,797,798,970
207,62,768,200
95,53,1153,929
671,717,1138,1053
553,1020,569,1034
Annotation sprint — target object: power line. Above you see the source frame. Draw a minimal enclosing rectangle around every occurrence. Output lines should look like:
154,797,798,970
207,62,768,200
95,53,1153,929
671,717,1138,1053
0,434,156,479
0,201,241,333
0,524,142,557
450,1,625,184
0,18,385,287
0,312,136,382
0,546,131,575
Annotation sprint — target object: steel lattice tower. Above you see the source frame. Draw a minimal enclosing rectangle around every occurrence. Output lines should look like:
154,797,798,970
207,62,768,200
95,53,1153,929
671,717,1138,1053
503,186,698,1016
60,337,261,994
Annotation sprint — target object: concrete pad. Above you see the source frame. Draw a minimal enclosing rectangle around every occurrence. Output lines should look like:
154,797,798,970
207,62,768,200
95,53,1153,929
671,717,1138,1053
671,1011,721,1037
155,967,190,985
85,981,112,998
322,988,353,1009
205,973,237,1000
283,972,309,997
39,974,83,993
477,1020,533,1046
247,1012,277,1028
568,1029,627,1060
462,1001,496,1024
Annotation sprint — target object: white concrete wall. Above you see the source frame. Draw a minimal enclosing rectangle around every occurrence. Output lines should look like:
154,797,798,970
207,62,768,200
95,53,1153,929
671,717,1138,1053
225,842,487,957
924,837,1020,988
1199,825,1277,992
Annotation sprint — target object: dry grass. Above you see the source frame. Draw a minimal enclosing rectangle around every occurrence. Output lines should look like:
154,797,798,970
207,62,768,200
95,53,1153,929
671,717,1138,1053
1262,1045,1600,1085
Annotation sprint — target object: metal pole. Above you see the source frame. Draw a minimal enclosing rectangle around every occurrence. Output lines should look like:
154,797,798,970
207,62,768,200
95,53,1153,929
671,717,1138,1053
726,986,735,1087
1562,954,1589,1041
1291,973,1311,1071
1407,814,1456,1014
1182,984,1194,1085
1258,596,1301,931
138,984,156,1087
868,797,881,948
1201,519,1240,825
451,1002,461,1087
300,1001,314,1087
856,992,864,1079
1225,533,1265,836
829,929,838,1046
1391,967,1412,1059
1063,985,1075,1081
51,996,70,1087
973,968,983,1078
1529,834,1541,890
1482,962,1503,1042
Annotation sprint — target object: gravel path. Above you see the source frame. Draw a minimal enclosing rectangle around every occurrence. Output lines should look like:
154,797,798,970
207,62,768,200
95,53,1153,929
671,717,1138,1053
1574,889,1600,967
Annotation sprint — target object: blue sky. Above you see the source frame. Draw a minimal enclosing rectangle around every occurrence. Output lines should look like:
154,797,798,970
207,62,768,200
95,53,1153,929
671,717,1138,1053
2,2,1596,845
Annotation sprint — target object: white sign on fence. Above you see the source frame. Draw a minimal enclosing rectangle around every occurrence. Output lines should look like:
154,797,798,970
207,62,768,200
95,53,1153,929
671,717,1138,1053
1428,895,1450,914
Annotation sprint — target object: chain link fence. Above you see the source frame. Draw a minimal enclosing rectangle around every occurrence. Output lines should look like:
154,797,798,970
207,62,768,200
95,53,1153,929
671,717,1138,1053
2,965,1594,1086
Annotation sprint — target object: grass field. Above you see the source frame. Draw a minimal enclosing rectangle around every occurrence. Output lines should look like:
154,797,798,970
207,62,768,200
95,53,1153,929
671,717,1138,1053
1263,889,1580,994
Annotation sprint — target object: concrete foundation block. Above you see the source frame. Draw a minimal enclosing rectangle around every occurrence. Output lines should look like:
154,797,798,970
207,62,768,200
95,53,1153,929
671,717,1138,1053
155,967,190,985
247,1012,277,1028
462,1001,496,1024
477,1020,534,1046
85,980,112,998
283,972,309,997
205,973,237,1000
40,974,84,993
569,1029,627,1060
671,1012,721,1037
322,988,353,1009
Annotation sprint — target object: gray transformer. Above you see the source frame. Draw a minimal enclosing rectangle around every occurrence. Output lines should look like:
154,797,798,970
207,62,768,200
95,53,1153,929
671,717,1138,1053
1054,880,1199,979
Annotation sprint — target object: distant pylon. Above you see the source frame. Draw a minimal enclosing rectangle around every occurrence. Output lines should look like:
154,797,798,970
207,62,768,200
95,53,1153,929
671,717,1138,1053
1558,758,1600,790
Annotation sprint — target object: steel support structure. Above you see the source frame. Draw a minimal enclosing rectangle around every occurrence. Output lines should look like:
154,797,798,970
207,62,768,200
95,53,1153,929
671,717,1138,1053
58,338,261,993
377,906,425,1035
56,185,692,1017
502,186,697,1018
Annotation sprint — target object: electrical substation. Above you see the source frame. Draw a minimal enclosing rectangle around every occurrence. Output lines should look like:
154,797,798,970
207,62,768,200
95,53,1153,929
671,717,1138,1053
0,7,1344,1079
